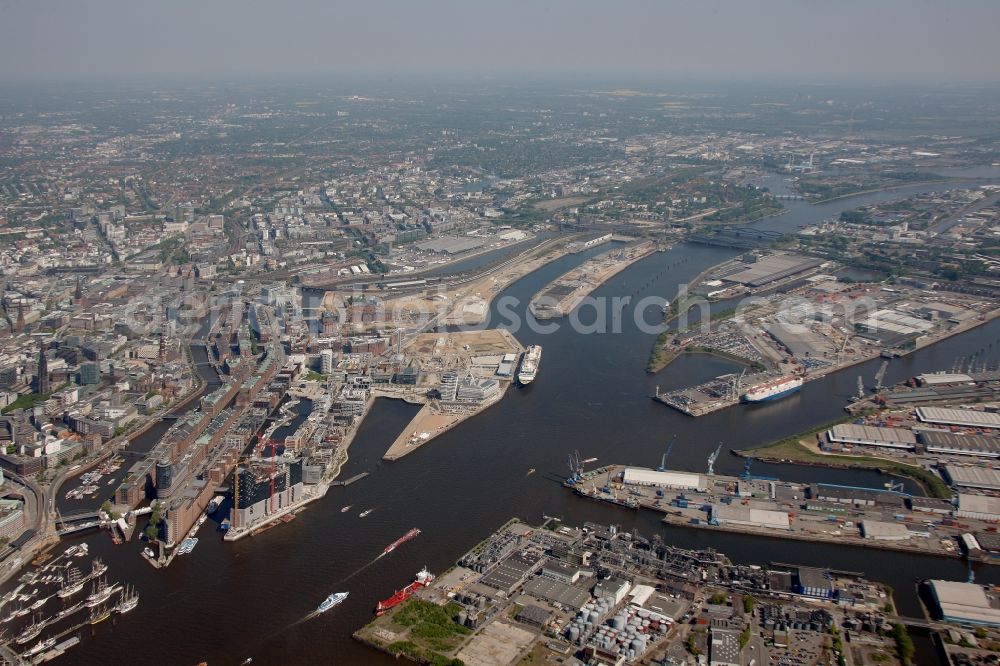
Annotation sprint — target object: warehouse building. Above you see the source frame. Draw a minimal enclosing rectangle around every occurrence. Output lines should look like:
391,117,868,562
860,520,912,541
793,567,835,599
522,577,591,611
622,467,706,492
917,372,975,387
944,466,1000,492
721,254,823,288
907,496,955,515
710,503,791,530
928,580,1000,627
809,484,905,509
956,494,1000,522
917,407,1000,430
919,430,1000,458
826,424,917,450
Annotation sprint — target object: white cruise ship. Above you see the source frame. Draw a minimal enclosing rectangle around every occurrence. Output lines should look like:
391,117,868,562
518,346,542,385
741,376,803,403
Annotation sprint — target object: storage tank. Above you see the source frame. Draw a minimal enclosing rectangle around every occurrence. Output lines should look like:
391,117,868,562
457,611,467,626
612,615,626,630
568,626,580,643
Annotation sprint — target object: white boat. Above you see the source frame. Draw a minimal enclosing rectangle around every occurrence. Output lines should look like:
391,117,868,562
116,585,139,614
518,345,542,385
84,578,121,608
340,505,352,513
15,618,43,645
359,509,374,518
740,376,803,403
24,637,56,658
206,495,225,514
316,591,349,613
177,537,199,555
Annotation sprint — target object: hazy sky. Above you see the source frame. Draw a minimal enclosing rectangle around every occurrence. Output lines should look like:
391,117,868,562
2,0,999,84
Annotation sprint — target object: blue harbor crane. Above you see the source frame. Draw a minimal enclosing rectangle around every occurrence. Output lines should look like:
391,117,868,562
658,437,676,472
707,444,722,476
740,457,777,482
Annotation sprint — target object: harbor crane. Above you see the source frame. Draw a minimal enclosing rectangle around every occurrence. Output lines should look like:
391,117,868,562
658,437,676,472
741,457,777,482
566,450,585,483
883,481,905,493
855,376,865,402
707,444,722,476
873,360,889,392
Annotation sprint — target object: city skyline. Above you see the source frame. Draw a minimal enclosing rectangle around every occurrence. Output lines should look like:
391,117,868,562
2,1,1000,84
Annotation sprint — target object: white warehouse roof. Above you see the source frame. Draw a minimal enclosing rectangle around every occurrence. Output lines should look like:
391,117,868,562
946,466,1000,491
711,504,790,530
622,467,705,491
827,424,916,448
917,407,1000,429
860,520,911,540
929,580,1000,626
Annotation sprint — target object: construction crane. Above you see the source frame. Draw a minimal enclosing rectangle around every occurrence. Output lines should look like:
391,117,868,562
707,444,722,476
658,438,676,472
873,360,889,392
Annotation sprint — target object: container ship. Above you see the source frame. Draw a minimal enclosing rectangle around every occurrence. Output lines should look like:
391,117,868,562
383,528,420,555
518,345,542,385
740,376,803,403
375,567,435,616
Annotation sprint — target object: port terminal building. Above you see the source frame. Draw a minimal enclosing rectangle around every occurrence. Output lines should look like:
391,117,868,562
710,503,790,530
956,494,1000,521
945,467,1000,493
621,468,706,492
917,407,1000,430
826,424,1000,458
928,580,1000,627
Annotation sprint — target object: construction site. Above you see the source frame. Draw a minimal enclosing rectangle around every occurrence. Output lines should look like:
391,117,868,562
382,329,524,461
528,239,659,319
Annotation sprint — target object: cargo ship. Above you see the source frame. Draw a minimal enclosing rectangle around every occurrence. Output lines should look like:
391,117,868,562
383,528,420,555
518,345,542,385
375,567,435,616
740,376,803,403
569,484,639,510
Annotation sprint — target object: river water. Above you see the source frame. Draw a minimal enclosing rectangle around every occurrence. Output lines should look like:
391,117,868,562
35,176,1000,665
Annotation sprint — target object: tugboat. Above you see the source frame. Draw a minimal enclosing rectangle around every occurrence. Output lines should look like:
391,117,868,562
316,592,349,614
